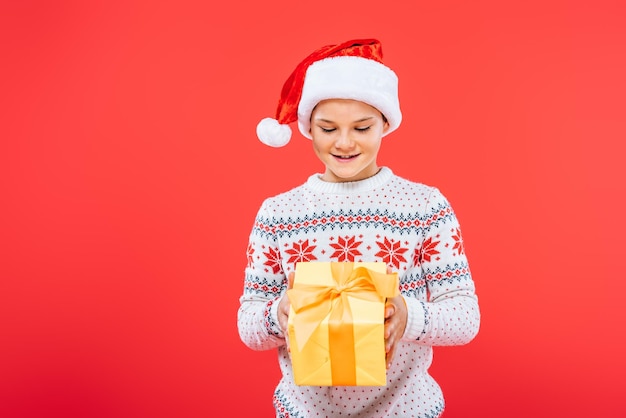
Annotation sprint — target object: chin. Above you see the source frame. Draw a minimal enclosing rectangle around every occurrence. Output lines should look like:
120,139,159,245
334,172,365,182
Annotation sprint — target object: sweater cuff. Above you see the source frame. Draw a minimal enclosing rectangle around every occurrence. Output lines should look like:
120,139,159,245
402,296,427,341
265,297,284,338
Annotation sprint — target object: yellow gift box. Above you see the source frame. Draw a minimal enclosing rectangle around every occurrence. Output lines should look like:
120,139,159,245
287,261,399,386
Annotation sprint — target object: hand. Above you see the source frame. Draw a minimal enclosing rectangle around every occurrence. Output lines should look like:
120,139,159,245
384,269,407,369
277,271,295,346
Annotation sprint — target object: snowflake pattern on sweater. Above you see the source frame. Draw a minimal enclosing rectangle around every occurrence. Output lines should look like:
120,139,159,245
238,167,480,418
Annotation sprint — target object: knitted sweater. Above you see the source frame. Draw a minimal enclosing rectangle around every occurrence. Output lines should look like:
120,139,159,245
238,167,480,418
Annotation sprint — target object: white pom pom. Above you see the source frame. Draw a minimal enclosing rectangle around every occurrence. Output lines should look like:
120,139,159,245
256,118,292,147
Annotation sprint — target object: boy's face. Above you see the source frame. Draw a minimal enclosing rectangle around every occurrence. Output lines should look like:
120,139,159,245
310,99,390,183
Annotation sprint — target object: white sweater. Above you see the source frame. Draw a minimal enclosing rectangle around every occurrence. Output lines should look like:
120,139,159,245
238,167,480,417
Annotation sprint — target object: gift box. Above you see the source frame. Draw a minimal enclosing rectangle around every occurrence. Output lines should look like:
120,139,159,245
287,261,399,386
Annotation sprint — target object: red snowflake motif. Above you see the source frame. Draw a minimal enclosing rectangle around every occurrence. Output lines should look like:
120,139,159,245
330,235,363,261
374,237,408,269
263,246,283,274
285,239,318,264
452,228,464,255
246,243,255,268
413,237,441,267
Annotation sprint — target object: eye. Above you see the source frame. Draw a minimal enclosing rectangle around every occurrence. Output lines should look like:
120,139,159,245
355,126,371,132
320,127,336,133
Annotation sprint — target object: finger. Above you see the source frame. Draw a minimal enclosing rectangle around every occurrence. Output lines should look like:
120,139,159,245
384,316,396,343
384,299,396,318
384,324,395,366
287,271,295,289
386,346,395,369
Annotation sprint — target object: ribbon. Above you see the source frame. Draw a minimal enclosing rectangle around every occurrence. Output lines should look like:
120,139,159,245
287,262,399,385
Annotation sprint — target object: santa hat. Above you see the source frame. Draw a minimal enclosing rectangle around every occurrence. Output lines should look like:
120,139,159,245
257,38,402,147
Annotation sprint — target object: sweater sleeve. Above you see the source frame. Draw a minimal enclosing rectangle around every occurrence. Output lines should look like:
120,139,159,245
402,187,481,346
237,202,288,351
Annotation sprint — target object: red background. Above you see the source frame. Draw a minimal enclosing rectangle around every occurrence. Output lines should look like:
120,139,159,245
1,1,625,417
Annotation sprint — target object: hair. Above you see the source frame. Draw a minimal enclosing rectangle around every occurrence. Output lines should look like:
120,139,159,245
309,100,389,123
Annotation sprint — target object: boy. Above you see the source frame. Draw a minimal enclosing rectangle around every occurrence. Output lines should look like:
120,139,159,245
238,38,480,417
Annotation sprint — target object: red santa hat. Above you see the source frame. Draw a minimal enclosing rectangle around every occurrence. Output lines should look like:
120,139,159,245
257,38,402,147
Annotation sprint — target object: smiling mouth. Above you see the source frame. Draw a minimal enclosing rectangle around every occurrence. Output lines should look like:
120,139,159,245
333,154,359,160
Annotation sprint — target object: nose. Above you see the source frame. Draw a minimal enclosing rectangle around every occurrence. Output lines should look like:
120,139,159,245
334,130,355,149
